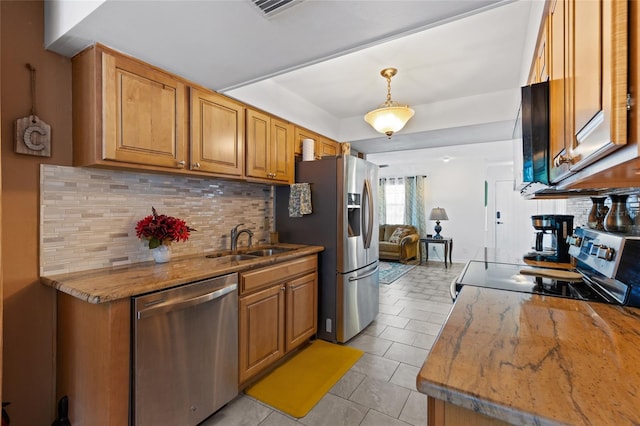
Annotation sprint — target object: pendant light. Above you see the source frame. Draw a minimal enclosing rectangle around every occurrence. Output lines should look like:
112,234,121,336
364,68,415,138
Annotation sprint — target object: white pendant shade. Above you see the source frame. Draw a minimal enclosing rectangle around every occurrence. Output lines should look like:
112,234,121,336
364,105,415,137
364,67,415,138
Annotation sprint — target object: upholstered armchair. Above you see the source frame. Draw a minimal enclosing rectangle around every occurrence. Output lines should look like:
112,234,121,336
378,224,420,263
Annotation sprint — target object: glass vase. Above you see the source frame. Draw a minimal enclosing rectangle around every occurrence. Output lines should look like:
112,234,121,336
151,245,171,263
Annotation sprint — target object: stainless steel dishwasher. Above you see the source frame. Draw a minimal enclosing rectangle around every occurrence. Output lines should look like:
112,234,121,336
132,273,238,426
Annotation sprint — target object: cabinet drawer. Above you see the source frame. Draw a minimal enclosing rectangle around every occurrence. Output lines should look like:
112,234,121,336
240,256,317,295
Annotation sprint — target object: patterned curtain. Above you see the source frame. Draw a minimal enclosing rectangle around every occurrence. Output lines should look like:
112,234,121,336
404,176,427,236
378,177,387,225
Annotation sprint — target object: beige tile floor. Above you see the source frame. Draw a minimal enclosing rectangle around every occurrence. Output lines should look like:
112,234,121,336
203,260,464,426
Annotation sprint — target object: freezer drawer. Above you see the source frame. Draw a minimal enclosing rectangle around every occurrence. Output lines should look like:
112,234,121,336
337,262,379,342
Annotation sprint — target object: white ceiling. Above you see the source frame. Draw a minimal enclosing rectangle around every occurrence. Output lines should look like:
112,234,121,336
45,0,544,158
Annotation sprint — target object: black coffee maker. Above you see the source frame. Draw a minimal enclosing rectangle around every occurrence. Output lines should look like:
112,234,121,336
524,214,574,263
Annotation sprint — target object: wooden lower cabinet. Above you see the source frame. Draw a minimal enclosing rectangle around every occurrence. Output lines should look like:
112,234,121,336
238,284,286,384
285,273,317,351
238,255,318,385
56,294,130,426
428,397,512,426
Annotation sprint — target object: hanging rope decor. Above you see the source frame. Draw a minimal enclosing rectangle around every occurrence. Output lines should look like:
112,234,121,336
14,63,51,157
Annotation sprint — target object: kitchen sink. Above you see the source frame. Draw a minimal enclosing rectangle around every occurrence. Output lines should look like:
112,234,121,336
245,248,293,257
205,254,257,261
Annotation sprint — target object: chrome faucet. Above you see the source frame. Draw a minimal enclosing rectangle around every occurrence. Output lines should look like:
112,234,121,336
230,223,254,251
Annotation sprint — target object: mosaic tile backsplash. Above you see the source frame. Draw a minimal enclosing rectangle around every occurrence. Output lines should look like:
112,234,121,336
40,165,273,275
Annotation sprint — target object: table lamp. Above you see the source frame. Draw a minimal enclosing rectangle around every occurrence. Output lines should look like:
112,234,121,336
429,207,449,239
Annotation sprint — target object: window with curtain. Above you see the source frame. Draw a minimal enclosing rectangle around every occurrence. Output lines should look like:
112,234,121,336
384,178,405,224
379,176,427,236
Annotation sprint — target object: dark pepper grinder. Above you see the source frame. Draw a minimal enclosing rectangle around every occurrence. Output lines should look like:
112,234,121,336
51,396,70,426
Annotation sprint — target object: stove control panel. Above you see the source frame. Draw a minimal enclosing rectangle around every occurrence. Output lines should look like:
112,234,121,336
569,227,624,279
567,235,583,247
591,244,615,261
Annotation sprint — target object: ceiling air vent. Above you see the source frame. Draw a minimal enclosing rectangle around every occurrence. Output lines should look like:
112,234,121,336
250,0,303,17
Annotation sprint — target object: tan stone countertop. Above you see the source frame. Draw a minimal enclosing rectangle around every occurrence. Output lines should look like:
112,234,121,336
40,244,324,304
417,286,640,426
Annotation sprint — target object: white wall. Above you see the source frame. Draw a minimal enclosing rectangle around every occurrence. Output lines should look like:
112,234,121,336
370,143,501,263
485,163,567,259
368,140,567,264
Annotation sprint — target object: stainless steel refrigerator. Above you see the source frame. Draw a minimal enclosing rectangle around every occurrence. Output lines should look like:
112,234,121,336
275,155,379,343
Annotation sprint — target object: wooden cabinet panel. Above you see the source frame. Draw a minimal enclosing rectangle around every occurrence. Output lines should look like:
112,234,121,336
563,0,628,170
293,126,341,159
427,396,511,426
544,0,628,184
548,0,569,181
246,108,270,179
572,0,601,133
190,87,244,176
318,137,340,157
240,255,316,295
293,126,316,156
73,44,189,172
103,51,188,168
239,255,318,385
286,273,318,352
536,18,549,83
271,117,294,182
239,284,286,384
57,295,130,426
245,108,293,183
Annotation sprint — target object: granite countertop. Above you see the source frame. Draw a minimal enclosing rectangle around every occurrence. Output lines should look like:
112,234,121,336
40,244,324,304
417,286,640,426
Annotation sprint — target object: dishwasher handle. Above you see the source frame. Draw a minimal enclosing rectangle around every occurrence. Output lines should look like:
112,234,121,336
137,283,237,320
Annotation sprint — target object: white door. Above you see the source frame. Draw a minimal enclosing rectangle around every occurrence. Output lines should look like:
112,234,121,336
494,180,519,253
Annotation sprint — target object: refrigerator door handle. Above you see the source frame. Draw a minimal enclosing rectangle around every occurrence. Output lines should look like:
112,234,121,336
362,178,374,249
348,265,379,281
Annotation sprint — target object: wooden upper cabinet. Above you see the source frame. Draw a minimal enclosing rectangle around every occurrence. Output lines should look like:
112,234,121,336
73,44,188,171
548,0,569,181
536,18,549,83
293,126,341,159
190,87,244,176
271,117,293,181
317,137,340,157
563,0,628,171
245,108,294,183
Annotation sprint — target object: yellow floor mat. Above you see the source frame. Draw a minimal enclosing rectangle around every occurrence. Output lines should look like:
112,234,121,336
245,339,364,418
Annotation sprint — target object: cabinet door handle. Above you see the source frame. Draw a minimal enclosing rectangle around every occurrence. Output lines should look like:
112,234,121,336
176,160,186,169
192,162,201,169
554,155,574,167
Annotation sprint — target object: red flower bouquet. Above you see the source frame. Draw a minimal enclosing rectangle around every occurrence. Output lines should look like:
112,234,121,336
135,207,196,249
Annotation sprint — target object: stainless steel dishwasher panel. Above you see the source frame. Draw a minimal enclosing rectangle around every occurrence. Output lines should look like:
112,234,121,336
133,273,238,426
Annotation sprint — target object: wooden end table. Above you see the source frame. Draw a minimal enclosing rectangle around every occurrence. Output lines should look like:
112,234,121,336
419,237,453,268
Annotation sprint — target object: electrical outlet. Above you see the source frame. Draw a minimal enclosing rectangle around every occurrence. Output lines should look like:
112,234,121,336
432,246,437,252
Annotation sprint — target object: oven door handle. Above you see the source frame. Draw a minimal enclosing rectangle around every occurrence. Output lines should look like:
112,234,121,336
449,275,460,301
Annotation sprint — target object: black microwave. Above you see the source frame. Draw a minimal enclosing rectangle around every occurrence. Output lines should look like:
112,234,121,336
521,81,550,185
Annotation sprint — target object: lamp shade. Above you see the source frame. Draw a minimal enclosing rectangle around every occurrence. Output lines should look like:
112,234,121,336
364,105,415,138
364,68,415,138
429,207,449,221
